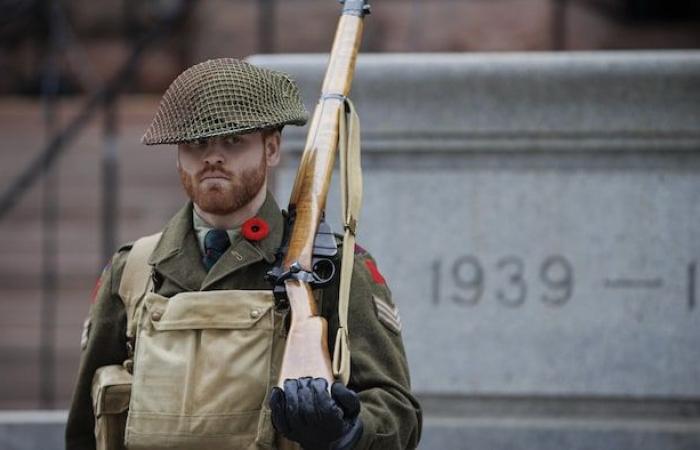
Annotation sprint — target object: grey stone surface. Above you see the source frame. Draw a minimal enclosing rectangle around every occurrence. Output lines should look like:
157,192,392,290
0,411,66,450
249,52,700,152
276,150,700,398
1,410,698,450
420,416,700,450
250,52,700,446
252,52,700,398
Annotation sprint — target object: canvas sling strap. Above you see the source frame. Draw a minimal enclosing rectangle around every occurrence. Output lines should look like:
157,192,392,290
332,98,363,386
118,232,162,340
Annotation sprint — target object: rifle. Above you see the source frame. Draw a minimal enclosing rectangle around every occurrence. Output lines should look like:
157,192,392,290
267,0,371,387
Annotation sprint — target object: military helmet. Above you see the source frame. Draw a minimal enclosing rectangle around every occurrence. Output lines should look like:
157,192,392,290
142,58,308,145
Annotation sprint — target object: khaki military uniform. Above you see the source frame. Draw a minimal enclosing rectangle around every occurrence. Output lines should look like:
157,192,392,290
66,193,422,450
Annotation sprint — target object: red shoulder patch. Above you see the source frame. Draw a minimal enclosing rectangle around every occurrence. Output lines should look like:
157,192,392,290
91,278,102,304
364,259,386,285
91,261,112,303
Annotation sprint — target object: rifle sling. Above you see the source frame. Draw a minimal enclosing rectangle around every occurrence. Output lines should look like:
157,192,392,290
333,98,363,386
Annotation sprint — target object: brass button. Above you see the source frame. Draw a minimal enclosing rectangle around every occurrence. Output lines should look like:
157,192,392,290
250,309,261,319
123,359,134,374
151,311,162,321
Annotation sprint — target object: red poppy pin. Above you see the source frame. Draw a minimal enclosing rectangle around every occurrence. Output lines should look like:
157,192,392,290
241,217,269,241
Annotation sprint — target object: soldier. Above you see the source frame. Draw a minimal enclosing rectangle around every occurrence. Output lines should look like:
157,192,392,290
66,58,421,450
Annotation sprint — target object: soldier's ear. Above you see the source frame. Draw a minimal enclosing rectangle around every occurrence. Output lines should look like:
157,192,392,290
264,131,281,168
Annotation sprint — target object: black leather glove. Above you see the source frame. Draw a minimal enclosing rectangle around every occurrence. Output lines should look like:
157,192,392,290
269,377,363,450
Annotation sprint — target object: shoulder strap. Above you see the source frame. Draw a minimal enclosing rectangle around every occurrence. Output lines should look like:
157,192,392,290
332,98,362,386
118,232,162,339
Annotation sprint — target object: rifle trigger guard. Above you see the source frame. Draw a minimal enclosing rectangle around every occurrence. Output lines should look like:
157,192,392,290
266,215,339,305
273,262,316,285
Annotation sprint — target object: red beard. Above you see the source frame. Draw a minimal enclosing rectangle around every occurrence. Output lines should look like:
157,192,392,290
178,154,266,215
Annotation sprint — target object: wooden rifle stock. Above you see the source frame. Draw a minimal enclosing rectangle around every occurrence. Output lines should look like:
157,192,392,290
277,1,369,387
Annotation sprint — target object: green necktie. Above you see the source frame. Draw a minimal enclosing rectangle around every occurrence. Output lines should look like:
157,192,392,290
202,229,230,271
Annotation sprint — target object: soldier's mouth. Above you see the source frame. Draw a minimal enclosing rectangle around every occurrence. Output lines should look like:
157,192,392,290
200,173,231,181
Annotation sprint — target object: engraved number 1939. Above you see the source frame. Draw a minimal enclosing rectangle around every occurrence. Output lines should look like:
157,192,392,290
431,255,574,308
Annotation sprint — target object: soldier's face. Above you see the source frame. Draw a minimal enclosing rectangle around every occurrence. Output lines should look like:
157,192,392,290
177,131,280,215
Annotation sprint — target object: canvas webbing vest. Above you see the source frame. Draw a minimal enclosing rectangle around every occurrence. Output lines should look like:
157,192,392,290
91,233,286,450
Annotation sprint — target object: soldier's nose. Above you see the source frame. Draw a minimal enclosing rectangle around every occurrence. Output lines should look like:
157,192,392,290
203,148,225,165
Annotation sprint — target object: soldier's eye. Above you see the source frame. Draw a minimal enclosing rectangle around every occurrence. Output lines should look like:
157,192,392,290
185,139,207,149
223,135,241,146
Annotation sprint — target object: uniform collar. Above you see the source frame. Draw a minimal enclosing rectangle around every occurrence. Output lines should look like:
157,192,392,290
192,209,240,256
148,191,286,291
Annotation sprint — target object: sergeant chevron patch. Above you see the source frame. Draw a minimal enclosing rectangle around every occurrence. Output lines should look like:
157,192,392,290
373,295,402,334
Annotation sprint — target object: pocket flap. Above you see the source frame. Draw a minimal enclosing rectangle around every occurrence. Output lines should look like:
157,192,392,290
144,290,275,331
92,365,132,417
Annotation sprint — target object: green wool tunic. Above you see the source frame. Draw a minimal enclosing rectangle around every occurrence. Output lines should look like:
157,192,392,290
65,192,422,450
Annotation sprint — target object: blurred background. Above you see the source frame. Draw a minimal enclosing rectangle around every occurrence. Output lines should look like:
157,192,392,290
0,0,699,449
2,0,700,97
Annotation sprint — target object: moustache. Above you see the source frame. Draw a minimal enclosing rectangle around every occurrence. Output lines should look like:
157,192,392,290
196,166,234,181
